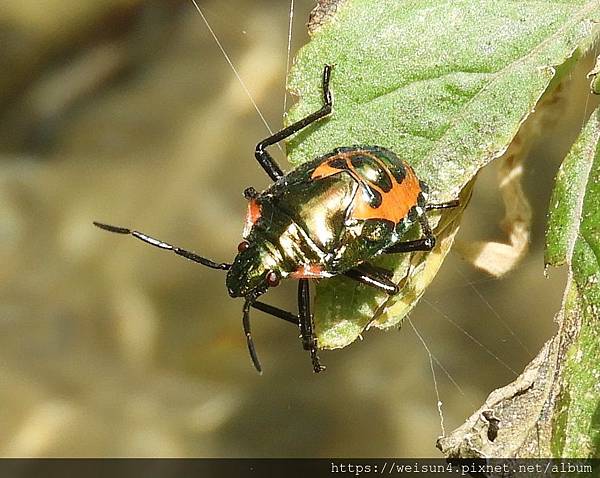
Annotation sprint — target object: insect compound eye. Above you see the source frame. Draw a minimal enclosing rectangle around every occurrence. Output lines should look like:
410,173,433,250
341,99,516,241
237,240,250,253
266,271,280,288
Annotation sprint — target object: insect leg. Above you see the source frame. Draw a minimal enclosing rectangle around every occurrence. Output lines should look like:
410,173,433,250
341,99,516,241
252,301,299,325
254,64,334,181
298,279,326,373
243,298,262,373
425,199,460,211
93,222,231,270
384,214,436,254
355,261,395,280
344,265,399,295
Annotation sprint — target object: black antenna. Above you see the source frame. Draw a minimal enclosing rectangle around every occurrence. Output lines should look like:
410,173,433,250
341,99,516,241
93,222,231,270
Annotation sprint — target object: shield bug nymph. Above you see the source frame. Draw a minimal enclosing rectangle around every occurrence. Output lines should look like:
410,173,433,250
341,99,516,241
94,65,459,373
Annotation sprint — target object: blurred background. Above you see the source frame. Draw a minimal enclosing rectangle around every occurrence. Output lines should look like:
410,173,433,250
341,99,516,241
0,0,596,457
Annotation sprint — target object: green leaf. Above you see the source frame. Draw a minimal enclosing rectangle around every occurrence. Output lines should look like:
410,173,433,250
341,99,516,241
438,110,600,459
286,0,600,349
550,111,600,458
545,109,600,267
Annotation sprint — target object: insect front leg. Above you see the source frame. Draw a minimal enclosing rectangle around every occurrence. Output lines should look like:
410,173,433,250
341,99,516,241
250,298,329,373
251,301,299,325
242,298,263,373
254,64,334,182
238,299,308,374
298,279,325,373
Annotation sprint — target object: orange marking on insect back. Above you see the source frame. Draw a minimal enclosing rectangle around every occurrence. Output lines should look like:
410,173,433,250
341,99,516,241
243,199,261,237
311,158,345,180
311,151,422,225
351,160,421,224
291,264,326,279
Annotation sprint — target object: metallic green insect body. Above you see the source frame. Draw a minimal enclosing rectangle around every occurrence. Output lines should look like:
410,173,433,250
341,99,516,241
226,146,429,299
94,66,458,373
